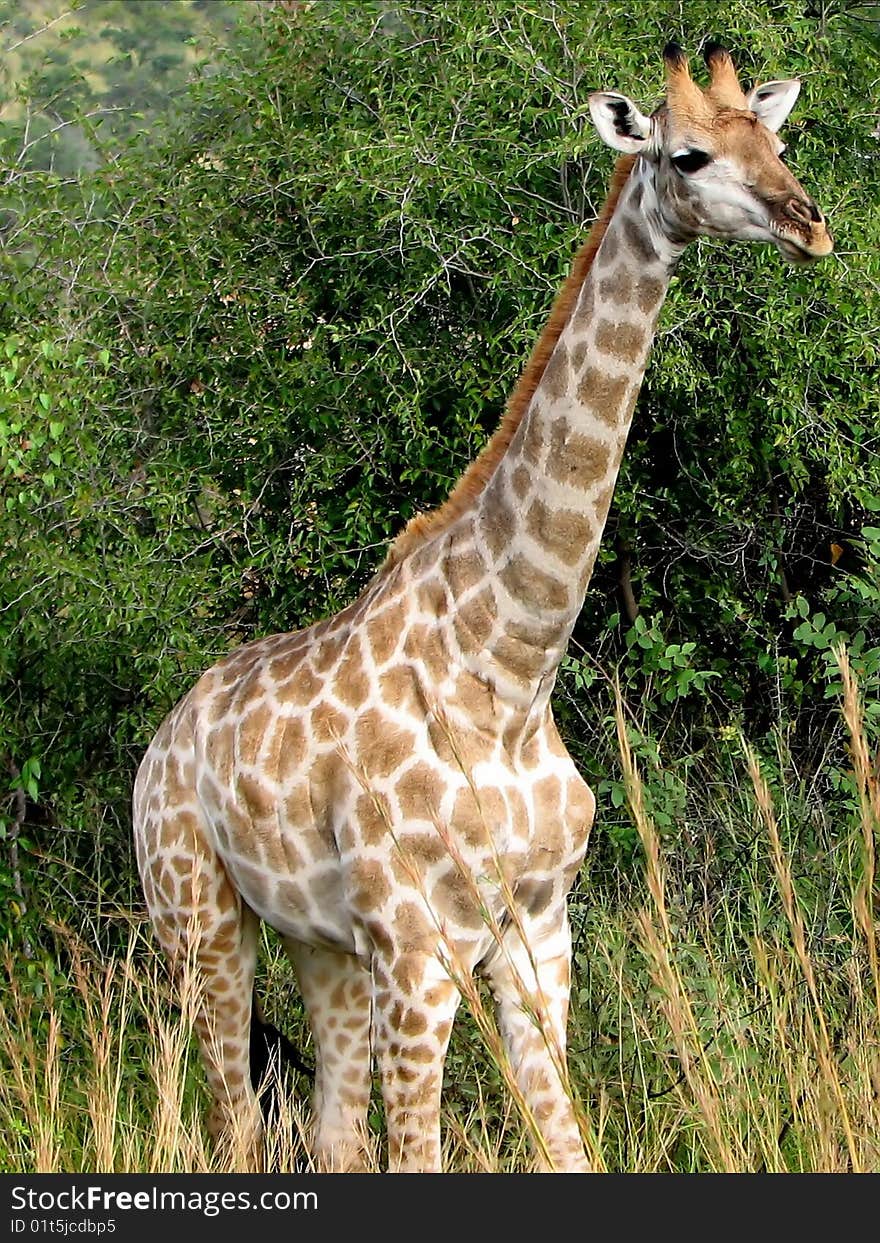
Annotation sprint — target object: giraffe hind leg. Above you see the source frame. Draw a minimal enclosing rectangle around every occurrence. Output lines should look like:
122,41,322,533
135,797,263,1168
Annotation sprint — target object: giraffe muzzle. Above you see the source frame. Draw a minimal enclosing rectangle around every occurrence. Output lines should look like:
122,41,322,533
773,195,833,262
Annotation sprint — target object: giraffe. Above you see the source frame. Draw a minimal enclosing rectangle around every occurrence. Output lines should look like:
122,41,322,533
133,42,832,1173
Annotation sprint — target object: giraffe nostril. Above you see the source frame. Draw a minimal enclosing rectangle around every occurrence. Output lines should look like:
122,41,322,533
785,197,816,227
808,203,823,224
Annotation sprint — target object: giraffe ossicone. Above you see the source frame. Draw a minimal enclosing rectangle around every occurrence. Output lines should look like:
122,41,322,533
133,41,831,1173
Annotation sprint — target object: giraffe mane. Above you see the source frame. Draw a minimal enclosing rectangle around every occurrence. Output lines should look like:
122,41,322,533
381,152,637,570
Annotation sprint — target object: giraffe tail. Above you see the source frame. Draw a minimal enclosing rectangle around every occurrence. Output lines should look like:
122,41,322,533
248,990,315,1127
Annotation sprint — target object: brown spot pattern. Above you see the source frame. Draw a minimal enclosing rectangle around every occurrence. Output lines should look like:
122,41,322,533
598,269,633,302
636,276,665,313
433,868,484,928
403,623,448,683
267,646,307,685
575,367,630,427
449,671,496,730
273,716,306,785
311,701,348,744
520,407,546,466
511,464,531,500
595,319,645,365
349,858,392,912
378,666,420,713
356,710,415,778
479,486,516,559
205,726,234,781
287,664,321,706
237,773,274,820
400,1008,429,1036
622,216,657,265
592,481,617,521
450,784,506,849
416,577,447,617
499,553,569,611
392,902,433,953
397,831,448,869
442,549,486,596
598,229,619,263
333,641,370,708
312,633,343,674
489,633,547,682
453,586,495,653
516,877,555,915
572,284,595,329
353,791,390,847
395,761,445,819
548,418,612,492
505,614,559,648
526,496,593,565
207,686,237,725
541,344,570,400
391,956,424,996
366,598,405,665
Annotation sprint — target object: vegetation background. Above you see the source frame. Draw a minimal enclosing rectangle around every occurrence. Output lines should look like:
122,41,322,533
0,0,878,1172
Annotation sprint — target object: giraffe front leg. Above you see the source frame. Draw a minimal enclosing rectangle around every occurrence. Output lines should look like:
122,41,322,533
284,939,373,1172
372,950,460,1172
484,908,589,1172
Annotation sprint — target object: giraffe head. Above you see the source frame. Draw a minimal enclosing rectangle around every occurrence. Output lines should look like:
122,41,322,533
589,41,833,264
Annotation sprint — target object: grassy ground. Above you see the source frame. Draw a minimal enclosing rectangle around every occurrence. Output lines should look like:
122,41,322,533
1,654,877,1174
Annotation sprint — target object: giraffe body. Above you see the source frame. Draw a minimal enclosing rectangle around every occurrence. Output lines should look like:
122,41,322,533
135,521,595,1171
138,558,595,960
134,42,832,1172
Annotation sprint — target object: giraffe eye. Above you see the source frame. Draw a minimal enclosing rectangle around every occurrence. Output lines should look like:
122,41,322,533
671,149,712,174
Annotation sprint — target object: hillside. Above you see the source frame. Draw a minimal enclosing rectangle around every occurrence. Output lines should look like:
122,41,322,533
1,0,242,171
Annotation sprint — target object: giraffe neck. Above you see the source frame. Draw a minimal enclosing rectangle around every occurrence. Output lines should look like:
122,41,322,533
452,160,684,708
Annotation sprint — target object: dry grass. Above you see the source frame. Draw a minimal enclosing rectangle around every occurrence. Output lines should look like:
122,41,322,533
1,657,878,1173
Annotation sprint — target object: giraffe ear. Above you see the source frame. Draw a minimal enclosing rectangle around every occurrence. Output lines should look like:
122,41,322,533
589,92,653,153
746,79,800,132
